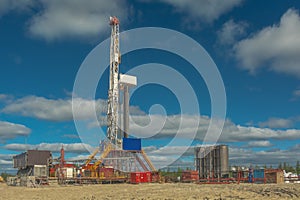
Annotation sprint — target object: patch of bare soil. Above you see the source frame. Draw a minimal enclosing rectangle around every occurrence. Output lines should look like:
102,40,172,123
1,182,300,200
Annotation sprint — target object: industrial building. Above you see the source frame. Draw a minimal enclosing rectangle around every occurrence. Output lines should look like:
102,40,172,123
13,150,51,177
10,150,52,186
194,145,229,179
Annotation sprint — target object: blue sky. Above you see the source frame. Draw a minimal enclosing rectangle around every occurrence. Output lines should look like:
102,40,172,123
1,0,300,171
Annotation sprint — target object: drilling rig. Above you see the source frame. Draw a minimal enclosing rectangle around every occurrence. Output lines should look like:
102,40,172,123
81,17,156,181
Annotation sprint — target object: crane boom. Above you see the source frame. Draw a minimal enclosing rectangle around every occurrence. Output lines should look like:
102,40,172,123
107,16,121,147
85,148,99,166
92,143,112,170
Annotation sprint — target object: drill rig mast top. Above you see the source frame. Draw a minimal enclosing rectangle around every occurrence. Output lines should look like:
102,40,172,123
107,16,121,147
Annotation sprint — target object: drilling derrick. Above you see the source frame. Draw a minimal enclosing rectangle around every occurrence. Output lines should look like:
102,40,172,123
81,17,156,181
107,16,121,147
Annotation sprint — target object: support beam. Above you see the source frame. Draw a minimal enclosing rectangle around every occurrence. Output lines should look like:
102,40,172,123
123,85,129,138
119,74,137,140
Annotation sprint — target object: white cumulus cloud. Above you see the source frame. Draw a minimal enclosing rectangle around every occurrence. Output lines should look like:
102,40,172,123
0,121,31,142
0,154,14,166
217,19,248,46
5,142,93,153
129,114,300,142
157,0,243,23
2,95,147,125
247,140,273,148
27,0,129,41
3,95,300,144
0,159,12,165
258,117,294,129
2,95,107,122
234,8,300,78
230,145,300,166
0,0,35,17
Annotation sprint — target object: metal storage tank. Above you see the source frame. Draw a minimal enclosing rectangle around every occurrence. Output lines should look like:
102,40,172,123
194,145,229,179
219,145,229,177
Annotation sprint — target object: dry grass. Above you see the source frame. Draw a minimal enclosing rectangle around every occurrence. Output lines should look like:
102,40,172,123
1,182,300,200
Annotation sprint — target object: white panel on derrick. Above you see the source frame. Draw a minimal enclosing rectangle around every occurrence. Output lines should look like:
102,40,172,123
119,74,137,87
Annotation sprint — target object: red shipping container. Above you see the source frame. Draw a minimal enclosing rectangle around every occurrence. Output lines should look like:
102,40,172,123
131,172,141,184
182,170,199,182
140,171,152,183
131,172,152,184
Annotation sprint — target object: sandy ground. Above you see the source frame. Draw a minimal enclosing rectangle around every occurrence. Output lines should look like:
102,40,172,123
1,182,300,200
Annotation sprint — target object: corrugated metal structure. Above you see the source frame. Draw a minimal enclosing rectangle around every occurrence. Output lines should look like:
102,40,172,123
195,145,229,179
13,152,27,168
13,150,52,168
130,171,152,184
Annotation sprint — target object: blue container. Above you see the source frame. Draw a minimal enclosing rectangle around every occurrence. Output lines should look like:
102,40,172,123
253,169,265,179
123,138,141,151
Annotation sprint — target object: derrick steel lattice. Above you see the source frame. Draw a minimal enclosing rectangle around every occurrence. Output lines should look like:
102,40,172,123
107,16,121,147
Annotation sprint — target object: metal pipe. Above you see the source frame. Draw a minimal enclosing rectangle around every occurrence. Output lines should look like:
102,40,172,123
123,85,129,138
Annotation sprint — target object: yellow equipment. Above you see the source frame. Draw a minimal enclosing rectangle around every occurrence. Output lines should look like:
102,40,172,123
141,149,156,171
85,148,100,166
90,143,113,177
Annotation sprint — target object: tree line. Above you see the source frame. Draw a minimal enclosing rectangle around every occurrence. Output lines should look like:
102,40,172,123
230,161,300,174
